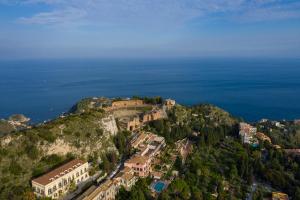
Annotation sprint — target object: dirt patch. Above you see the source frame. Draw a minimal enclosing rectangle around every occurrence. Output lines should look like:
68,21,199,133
43,139,77,156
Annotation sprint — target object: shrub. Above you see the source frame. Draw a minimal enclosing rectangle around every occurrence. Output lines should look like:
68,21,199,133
9,161,23,175
25,144,39,160
37,129,56,143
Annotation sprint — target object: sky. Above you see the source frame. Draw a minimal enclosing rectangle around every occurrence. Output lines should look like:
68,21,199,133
0,0,300,59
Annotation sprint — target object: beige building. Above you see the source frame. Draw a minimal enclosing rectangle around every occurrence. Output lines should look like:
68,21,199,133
114,167,138,191
83,180,116,200
131,132,165,155
32,159,89,199
130,132,149,149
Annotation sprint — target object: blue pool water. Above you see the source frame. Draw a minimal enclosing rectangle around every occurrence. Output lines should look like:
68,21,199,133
153,181,166,192
252,143,259,148
0,58,300,122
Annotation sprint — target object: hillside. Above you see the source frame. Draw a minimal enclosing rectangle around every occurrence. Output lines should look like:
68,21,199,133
0,119,15,136
0,109,118,199
116,104,300,200
3,97,299,200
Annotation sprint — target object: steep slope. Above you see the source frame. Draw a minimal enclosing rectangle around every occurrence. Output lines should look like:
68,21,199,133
0,110,119,199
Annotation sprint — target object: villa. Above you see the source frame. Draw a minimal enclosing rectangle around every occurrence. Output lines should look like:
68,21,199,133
239,122,258,144
31,159,89,199
113,167,138,191
124,155,152,177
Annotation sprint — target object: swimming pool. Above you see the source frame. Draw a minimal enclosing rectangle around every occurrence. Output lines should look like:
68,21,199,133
153,181,166,193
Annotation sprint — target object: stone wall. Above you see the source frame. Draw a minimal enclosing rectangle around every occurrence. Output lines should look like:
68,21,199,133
112,100,144,108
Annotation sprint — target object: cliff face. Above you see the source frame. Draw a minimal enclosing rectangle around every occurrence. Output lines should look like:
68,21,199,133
0,110,119,199
101,114,118,136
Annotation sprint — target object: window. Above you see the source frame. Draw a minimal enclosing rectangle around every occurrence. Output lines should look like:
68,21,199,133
77,179,79,183
81,169,83,175
84,168,87,172
85,174,88,178
41,190,44,195
76,172,79,177
53,185,57,192
81,177,83,181
48,189,52,195
58,182,62,188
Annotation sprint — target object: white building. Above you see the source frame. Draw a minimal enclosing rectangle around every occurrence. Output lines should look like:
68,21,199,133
32,159,89,199
239,122,258,144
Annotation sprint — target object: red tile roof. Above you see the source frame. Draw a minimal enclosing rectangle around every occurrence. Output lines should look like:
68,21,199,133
32,159,86,185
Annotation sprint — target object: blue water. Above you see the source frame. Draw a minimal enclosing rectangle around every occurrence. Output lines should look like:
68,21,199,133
0,58,300,122
153,181,166,192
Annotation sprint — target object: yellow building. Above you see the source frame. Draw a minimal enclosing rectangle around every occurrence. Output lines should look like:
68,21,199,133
32,159,89,199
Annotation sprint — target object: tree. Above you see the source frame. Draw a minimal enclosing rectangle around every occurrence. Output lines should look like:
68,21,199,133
294,187,300,200
100,154,111,173
174,156,182,171
229,165,238,181
169,179,190,200
9,161,23,175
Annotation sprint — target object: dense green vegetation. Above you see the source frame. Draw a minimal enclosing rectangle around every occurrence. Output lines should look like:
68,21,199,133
147,104,238,145
118,104,300,200
113,130,132,158
256,120,300,148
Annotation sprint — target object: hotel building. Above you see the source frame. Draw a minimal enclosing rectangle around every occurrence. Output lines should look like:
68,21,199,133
32,159,89,199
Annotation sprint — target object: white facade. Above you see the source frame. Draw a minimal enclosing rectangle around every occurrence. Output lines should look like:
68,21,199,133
239,122,257,144
32,160,89,199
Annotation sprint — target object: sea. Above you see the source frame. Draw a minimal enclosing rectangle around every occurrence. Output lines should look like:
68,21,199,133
0,58,299,123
